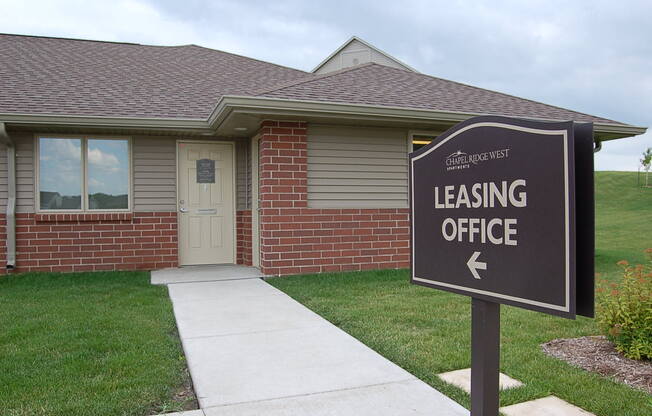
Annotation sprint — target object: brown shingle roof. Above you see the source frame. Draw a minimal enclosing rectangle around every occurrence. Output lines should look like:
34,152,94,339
257,63,622,125
0,33,308,119
0,34,625,126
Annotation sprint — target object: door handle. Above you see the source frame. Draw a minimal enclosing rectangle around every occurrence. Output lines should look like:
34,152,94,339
179,207,188,213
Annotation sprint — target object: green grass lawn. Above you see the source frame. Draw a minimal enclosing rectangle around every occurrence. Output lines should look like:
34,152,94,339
269,172,652,416
595,171,652,280
0,271,191,416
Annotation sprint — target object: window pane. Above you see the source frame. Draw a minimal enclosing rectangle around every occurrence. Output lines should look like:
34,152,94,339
39,138,82,210
87,139,129,210
412,135,436,151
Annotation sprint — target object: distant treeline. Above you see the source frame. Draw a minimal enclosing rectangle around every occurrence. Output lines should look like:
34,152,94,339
40,191,128,210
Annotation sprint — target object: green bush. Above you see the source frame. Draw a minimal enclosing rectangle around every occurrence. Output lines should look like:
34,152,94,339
597,249,652,360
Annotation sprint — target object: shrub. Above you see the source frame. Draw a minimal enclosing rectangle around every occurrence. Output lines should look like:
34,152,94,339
596,249,652,360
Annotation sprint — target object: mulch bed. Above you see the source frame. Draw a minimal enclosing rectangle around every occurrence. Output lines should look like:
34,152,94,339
541,336,652,394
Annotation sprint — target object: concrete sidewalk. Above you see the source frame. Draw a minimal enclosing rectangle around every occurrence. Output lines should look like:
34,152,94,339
153,267,467,415
151,264,266,285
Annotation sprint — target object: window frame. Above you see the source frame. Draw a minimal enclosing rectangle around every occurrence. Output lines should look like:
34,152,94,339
35,134,132,213
408,130,443,152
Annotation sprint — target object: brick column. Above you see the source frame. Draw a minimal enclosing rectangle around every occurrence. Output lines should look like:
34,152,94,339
258,120,308,275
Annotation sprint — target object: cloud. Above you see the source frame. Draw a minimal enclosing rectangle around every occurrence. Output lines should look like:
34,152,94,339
37,138,128,194
0,0,203,45
4,0,651,170
87,142,129,195
40,138,81,162
88,177,106,191
88,147,120,173
39,138,82,195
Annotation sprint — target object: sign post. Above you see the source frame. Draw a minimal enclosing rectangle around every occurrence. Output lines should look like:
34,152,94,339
471,298,500,416
409,116,595,415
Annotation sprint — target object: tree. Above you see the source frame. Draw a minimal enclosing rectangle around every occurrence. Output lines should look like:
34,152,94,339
642,148,652,188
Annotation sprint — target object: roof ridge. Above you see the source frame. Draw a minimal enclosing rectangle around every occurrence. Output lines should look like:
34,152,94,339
0,32,205,49
0,33,309,75
252,62,376,96
186,44,309,75
0,32,142,46
376,64,623,125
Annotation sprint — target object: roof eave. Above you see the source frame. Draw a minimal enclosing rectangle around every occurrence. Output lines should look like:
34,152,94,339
209,95,647,140
0,112,211,132
0,97,645,141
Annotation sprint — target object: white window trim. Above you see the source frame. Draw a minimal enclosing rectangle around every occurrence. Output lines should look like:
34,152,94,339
35,134,132,213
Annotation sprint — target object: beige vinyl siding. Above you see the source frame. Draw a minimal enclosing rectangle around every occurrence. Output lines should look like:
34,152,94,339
316,38,415,74
16,134,34,213
317,39,368,73
307,126,408,208
247,139,252,208
0,133,36,213
134,136,247,212
236,139,251,210
132,136,177,212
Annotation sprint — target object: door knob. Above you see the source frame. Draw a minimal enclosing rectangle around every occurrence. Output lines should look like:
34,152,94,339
179,207,189,213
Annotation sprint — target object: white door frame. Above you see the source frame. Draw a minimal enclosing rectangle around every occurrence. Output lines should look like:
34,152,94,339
175,139,237,265
251,134,261,267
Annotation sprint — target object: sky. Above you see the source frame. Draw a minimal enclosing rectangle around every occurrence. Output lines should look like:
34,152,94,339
2,0,651,171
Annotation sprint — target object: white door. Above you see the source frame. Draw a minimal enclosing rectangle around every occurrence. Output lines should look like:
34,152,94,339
178,142,235,265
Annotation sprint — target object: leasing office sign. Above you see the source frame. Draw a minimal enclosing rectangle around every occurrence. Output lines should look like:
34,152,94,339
409,116,595,318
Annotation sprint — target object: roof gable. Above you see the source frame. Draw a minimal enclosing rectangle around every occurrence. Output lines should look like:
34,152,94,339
312,36,417,74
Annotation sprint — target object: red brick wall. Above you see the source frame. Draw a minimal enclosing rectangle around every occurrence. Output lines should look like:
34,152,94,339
260,208,410,276
1,212,177,273
236,209,252,266
258,120,410,276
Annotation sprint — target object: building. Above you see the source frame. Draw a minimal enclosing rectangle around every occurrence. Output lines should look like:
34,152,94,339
311,36,417,74
0,34,645,275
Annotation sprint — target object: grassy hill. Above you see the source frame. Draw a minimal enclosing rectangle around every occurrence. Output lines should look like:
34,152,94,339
595,171,652,281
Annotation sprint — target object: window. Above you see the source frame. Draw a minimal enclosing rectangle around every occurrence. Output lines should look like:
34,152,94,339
37,136,130,211
412,137,432,151
409,131,441,152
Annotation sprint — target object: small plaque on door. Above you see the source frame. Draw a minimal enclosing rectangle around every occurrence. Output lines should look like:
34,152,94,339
196,159,215,183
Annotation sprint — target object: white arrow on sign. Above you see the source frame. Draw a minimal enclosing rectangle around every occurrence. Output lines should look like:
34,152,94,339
467,251,487,280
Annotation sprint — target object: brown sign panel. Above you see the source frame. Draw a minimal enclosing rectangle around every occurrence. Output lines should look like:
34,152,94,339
409,116,594,318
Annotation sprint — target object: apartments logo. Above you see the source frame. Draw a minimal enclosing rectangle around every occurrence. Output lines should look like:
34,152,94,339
445,148,511,171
